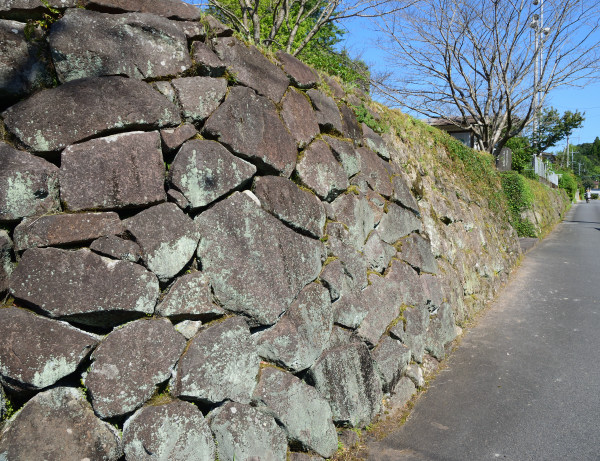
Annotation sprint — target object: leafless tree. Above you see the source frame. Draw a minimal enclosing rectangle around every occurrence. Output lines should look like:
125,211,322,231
188,0,413,56
372,0,600,154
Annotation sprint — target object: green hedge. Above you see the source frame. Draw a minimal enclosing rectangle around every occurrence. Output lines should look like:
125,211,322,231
500,171,537,237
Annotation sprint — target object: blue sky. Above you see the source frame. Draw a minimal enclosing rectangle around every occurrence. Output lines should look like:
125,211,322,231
338,17,600,150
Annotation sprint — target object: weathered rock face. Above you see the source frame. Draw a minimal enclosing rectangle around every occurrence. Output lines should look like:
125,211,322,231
276,51,318,89
2,76,180,153
195,192,323,326
0,143,60,222
83,0,201,20
124,202,199,282
171,76,227,123
0,19,52,107
176,316,260,405
156,271,225,319
169,139,256,210
203,86,297,177
253,367,338,458
84,318,186,419
296,140,349,202
0,387,123,460
123,399,216,461
49,9,191,83
10,248,159,326
209,401,288,461
0,231,12,294
281,87,320,148
0,307,98,390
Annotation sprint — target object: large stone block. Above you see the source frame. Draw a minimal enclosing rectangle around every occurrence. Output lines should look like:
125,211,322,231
0,231,12,294
307,89,342,133
209,401,287,461
176,316,260,405
253,367,338,458
13,212,122,251
10,248,159,327
400,233,438,274
377,203,423,245
323,135,361,178
0,307,99,390
49,9,191,83
191,40,226,76
256,283,333,372
90,236,142,262
296,140,348,202
372,336,412,393
331,193,375,251
252,175,326,239
212,36,289,103
169,139,256,210
195,192,323,326
308,342,383,428
83,0,201,20
124,202,200,282
123,400,216,461
276,51,318,88
2,76,180,153
356,147,393,197
390,305,429,363
203,86,297,177
171,77,227,123
0,19,52,107
84,318,186,419
280,87,320,148
0,142,60,223
0,387,123,460
60,131,166,211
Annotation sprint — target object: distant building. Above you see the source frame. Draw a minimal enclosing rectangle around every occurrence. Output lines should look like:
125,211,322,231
426,117,475,148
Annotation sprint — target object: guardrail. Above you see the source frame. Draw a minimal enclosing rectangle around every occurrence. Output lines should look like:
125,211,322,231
533,156,560,187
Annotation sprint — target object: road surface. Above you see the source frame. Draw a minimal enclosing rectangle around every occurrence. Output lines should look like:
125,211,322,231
367,201,600,461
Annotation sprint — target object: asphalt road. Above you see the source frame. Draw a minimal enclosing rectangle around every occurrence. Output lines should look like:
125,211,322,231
367,201,600,461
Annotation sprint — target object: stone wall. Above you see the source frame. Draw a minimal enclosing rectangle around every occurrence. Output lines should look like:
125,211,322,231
0,1,525,459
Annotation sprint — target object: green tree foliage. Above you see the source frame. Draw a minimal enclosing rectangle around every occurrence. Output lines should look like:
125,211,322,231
557,169,579,201
532,107,585,154
505,136,534,174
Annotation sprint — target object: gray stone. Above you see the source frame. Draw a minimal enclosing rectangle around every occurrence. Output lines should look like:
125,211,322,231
201,14,233,37
169,139,256,210
90,235,142,262
0,387,122,460
280,87,320,148
276,51,318,89
123,400,216,461
392,174,419,214
307,89,342,133
363,231,396,273
377,203,423,245
390,305,429,363
355,147,393,197
362,123,391,159
13,212,122,251
195,192,323,326
160,123,198,152
156,271,225,320
425,303,456,360
296,140,348,202
191,40,226,76
0,231,12,294
2,76,180,153
209,401,287,461
171,76,227,123
387,376,417,411
203,86,297,177
256,283,333,372
83,0,201,20
253,367,338,458
331,193,374,251
340,103,362,141
174,320,202,339
324,75,345,99
322,135,361,178
60,131,166,211
421,273,445,313
152,80,177,104
308,342,382,428
253,175,326,239
49,9,191,83
372,336,411,393
325,233,368,291
167,188,191,211
332,290,370,330
180,21,206,41
405,363,425,388
0,142,60,223
212,36,289,103
400,233,438,274
176,316,260,405
85,317,186,419
10,248,159,326
0,307,99,390
0,19,52,107
366,189,386,225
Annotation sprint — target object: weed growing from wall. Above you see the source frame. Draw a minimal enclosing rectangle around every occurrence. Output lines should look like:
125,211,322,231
500,171,537,237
